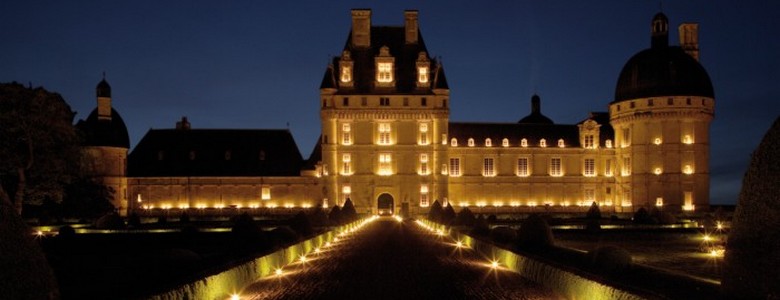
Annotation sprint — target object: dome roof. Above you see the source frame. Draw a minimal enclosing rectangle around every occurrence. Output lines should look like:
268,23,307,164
614,46,713,103
76,108,130,148
96,79,111,98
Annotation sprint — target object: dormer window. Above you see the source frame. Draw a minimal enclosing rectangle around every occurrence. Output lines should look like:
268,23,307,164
540,139,547,148
339,50,353,87
451,138,458,147
375,46,395,86
468,138,475,147
521,138,528,148
340,65,352,83
418,66,429,83
502,138,509,147
485,138,492,147
558,139,565,148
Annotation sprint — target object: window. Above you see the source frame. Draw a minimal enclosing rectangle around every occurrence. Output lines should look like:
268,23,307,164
683,191,694,211
419,154,429,175
584,188,596,203
418,66,429,83
340,66,351,83
584,158,595,177
686,98,692,105
483,158,495,177
449,158,461,177
654,137,662,145
683,164,694,175
584,135,594,149
419,123,429,145
517,158,529,177
378,123,391,145
342,185,351,204
442,134,447,145
621,128,631,147
343,97,349,106
605,139,613,148
403,98,409,106
683,134,693,144
648,98,653,106
421,97,427,106
420,185,429,207
502,138,509,147
558,139,565,148
380,97,390,106
656,197,664,207
605,159,613,176
361,97,367,106
450,138,458,147
540,139,547,148
378,153,392,175
622,190,631,207
467,138,475,147
630,102,635,109
261,187,271,200
341,153,352,175
622,157,631,176
667,98,673,105
342,123,352,145
442,99,447,107
550,158,562,176
485,138,492,147
377,62,393,83
521,138,528,147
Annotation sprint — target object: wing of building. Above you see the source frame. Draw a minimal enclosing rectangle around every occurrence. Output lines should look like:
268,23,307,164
80,10,714,217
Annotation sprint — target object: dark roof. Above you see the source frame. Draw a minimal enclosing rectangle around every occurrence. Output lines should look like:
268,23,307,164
614,44,714,102
128,129,303,177
302,136,322,170
96,79,111,98
321,26,447,94
448,122,581,147
518,94,554,124
75,108,130,148
578,112,615,144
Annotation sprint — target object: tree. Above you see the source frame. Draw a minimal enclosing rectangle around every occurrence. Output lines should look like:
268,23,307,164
341,198,357,221
60,177,115,220
427,200,443,222
441,203,456,225
0,83,80,215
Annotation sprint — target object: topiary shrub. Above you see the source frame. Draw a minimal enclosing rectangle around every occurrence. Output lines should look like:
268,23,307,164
490,226,517,245
57,225,76,238
289,211,314,237
427,200,443,223
654,210,677,225
586,201,601,220
157,216,168,225
487,214,497,223
441,204,456,225
231,213,261,236
308,206,328,227
516,214,554,250
95,212,124,229
127,212,141,228
471,215,489,236
269,226,299,246
179,212,190,223
723,117,780,299
341,198,358,222
633,207,653,224
180,224,199,235
455,207,475,226
587,246,633,274
328,205,342,226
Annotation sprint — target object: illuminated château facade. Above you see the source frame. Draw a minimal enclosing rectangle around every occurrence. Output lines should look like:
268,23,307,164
78,10,714,216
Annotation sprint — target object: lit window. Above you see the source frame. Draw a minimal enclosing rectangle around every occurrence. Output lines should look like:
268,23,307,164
605,159,613,176
584,189,595,203
605,139,613,148
419,123,429,145
342,123,352,145
418,66,429,83
683,134,693,144
450,138,458,147
683,164,694,175
377,62,393,83
342,153,352,175
656,197,664,207
441,163,448,175
558,139,565,148
468,138,475,147
502,138,509,147
550,158,562,176
621,128,631,148
261,187,271,200
584,158,595,177
622,190,631,207
485,138,492,147
483,158,495,177
517,158,529,177
378,153,392,175
420,184,429,207
622,157,631,176
449,158,461,177
419,154,429,175
378,123,392,145
441,134,447,145
683,191,694,211
654,137,662,145
340,65,351,83
521,138,528,147
342,185,351,195
654,167,662,175
540,139,547,148
584,135,594,149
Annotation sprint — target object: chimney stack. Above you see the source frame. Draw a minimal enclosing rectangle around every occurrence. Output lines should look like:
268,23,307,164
176,116,191,130
531,94,541,114
351,9,371,48
404,10,419,44
679,23,699,61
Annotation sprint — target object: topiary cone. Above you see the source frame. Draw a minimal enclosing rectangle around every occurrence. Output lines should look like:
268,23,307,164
723,117,780,298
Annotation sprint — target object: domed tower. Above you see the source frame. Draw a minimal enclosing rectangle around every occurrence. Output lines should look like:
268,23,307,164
76,76,131,215
610,13,714,212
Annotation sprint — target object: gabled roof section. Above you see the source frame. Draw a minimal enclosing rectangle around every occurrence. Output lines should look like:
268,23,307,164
128,129,303,177
578,112,615,144
302,136,322,170
448,122,581,148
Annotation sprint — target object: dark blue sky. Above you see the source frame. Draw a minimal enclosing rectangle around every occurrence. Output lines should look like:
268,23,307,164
2,1,778,205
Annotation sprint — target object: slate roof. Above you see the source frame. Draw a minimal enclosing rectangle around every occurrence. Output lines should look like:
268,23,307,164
321,26,448,94
128,129,303,177
75,108,131,148
448,122,582,148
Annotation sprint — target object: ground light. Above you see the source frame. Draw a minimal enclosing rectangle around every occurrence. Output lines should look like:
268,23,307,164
456,241,463,248
230,293,240,300
299,255,308,263
275,268,283,276
491,260,500,269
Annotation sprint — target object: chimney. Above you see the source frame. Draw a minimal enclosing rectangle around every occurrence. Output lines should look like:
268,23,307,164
404,10,419,44
531,94,541,114
679,23,699,61
176,116,190,130
351,9,371,48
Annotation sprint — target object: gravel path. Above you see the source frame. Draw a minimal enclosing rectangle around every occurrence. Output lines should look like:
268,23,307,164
240,218,562,299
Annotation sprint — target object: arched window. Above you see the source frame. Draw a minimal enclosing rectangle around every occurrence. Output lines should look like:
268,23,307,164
521,138,528,147
558,139,565,148
468,138,475,147
485,138,492,147
540,139,547,148
450,138,458,147
502,138,509,147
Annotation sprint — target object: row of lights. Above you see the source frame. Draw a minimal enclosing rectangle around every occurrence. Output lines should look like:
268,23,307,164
414,220,503,271
143,202,316,210
458,200,619,208
229,216,379,300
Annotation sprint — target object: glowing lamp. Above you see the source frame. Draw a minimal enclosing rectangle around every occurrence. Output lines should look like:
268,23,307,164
231,294,241,300
275,268,283,276
491,260,499,269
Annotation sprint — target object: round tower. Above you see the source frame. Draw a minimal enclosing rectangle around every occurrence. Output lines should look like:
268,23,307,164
609,13,714,212
75,76,131,215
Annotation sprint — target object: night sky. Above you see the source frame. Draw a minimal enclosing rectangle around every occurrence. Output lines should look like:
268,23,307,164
2,1,778,205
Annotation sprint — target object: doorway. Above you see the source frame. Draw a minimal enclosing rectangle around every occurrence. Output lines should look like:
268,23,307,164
377,193,394,215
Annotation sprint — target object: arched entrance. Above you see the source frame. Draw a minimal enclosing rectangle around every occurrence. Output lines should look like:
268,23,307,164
377,193,394,215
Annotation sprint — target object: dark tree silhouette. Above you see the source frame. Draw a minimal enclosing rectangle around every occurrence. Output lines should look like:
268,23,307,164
0,82,81,215
441,203,456,225
341,198,357,221
454,207,475,226
328,205,342,225
427,200,443,222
